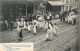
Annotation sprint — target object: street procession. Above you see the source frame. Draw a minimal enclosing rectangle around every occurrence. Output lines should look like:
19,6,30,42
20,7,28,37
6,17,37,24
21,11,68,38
0,0,79,51
2,3,78,41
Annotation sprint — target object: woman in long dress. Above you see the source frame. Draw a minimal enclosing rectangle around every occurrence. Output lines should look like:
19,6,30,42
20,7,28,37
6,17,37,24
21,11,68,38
53,23,58,36
45,27,51,41
17,21,21,30
27,23,31,33
33,23,37,35
23,21,27,30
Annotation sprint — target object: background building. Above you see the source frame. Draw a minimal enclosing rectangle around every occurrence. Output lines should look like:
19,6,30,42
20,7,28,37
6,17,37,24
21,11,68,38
0,0,79,21
63,0,78,11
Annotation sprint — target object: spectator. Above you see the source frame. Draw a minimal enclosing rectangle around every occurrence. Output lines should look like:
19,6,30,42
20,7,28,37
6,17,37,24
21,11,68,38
10,21,14,31
17,26,23,41
28,23,31,33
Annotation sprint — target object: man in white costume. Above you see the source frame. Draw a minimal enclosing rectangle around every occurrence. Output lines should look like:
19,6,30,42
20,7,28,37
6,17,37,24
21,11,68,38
33,23,37,35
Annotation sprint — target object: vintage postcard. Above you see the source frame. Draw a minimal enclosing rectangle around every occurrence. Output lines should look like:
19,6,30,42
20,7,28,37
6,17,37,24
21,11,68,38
0,0,79,51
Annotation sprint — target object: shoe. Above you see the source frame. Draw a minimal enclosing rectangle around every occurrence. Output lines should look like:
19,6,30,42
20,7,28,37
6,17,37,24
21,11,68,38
54,34,57,36
33,33,36,35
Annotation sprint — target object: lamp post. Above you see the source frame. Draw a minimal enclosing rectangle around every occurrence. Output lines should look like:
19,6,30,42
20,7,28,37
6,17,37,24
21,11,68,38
19,8,22,18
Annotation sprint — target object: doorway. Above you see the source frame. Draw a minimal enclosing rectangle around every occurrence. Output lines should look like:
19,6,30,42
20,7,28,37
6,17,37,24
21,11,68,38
27,6,33,16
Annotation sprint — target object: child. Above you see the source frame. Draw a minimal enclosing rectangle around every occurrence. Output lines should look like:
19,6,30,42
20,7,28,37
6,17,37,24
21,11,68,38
33,23,37,35
45,27,51,41
10,21,14,31
17,26,23,41
53,23,58,36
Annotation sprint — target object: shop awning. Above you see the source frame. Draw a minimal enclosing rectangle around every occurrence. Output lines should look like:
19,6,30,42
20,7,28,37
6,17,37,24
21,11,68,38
48,1,65,6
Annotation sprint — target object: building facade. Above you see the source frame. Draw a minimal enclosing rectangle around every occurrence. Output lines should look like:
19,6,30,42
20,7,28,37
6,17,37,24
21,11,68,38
0,0,79,21
62,0,78,11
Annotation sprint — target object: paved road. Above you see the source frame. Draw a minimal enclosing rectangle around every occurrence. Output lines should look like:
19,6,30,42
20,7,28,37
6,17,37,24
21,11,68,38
0,19,78,51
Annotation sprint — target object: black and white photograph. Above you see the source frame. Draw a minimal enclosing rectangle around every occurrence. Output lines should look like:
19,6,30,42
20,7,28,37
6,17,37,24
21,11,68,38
0,0,80,51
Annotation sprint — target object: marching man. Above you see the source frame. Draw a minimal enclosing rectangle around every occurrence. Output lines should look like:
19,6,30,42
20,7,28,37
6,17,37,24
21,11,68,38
17,26,23,41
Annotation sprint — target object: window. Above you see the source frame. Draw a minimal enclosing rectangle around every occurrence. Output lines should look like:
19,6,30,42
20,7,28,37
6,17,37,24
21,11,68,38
66,6,68,10
70,0,71,3
69,6,72,10
66,0,68,3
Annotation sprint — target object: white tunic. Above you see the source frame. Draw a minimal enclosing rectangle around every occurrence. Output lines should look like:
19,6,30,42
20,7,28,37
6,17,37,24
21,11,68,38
17,21,21,26
17,27,21,32
46,29,51,39
72,15,76,18
47,16,50,19
33,25,37,33
53,25,58,34
68,15,73,21
24,21,27,29
45,22,48,30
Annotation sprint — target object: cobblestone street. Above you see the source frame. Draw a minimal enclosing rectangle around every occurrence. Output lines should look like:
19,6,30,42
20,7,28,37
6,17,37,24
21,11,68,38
0,19,78,51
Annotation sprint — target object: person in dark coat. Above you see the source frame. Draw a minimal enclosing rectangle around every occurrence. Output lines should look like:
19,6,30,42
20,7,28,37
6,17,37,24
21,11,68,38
44,14,47,21
19,29,23,38
7,19,11,29
29,14,32,22
18,28,23,41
